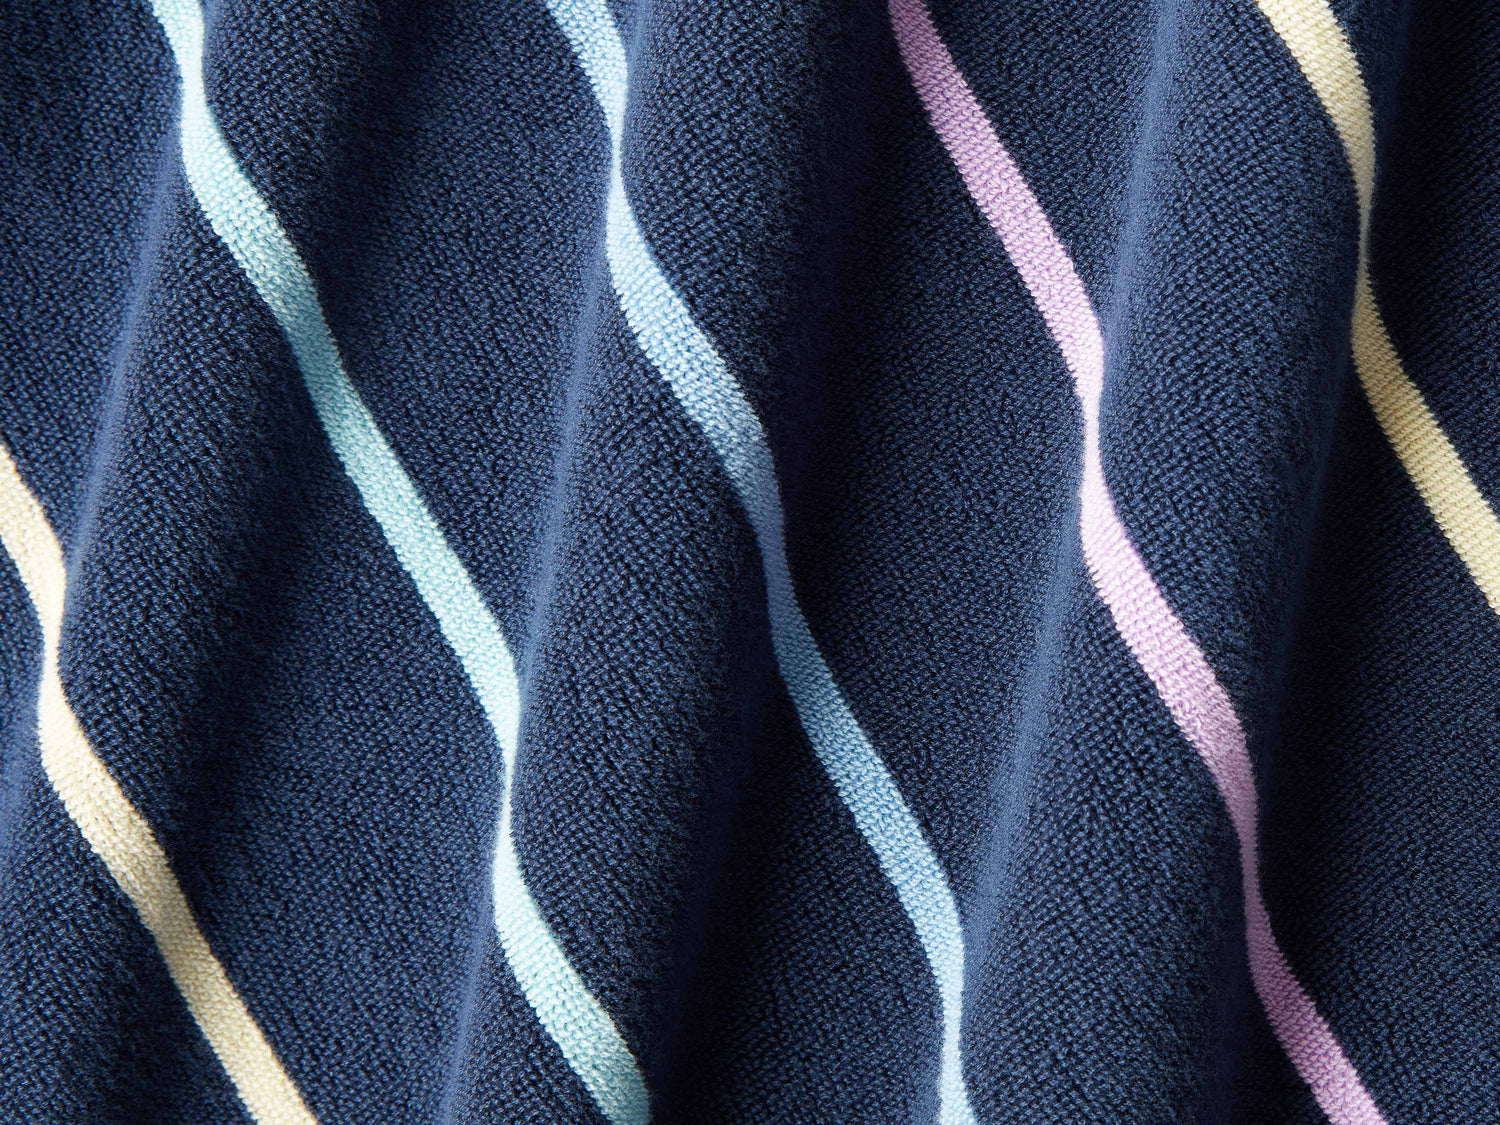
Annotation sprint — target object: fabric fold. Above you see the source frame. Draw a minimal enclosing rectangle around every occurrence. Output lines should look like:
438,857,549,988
890,2,1389,1121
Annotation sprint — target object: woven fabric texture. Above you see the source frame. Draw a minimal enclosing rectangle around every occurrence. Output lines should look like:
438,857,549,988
1,1,1496,1123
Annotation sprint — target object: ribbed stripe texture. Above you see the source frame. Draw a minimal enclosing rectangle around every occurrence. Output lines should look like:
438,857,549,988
1254,0,1500,614
540,1,979,1121
889,2,1390,1122
142,2,649,1120
0,441,318,1125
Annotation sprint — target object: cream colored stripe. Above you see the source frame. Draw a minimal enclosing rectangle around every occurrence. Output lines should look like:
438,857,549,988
1255,0,1376,221
1255,0,1500,615
0,444,317,1125
1351,273,1500,606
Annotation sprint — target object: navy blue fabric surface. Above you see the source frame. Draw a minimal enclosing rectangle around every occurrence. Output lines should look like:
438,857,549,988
1,2,1496,1123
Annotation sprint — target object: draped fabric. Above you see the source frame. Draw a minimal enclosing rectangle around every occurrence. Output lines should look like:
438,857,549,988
2,1,1496,1122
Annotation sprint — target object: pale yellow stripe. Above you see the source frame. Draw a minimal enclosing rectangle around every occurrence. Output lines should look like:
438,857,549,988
0,445,317,1125
1255,0,1500,615
1255,0,1376,222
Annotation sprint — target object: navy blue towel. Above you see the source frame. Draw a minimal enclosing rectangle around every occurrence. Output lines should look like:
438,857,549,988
2,1,1496,1122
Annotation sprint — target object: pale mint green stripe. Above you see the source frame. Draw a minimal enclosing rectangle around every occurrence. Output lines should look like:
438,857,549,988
541,2,976,1121
144,2,648,1121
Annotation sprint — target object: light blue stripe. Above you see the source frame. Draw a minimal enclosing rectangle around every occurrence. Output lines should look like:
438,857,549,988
542,3,977,1121
145,3,648,1122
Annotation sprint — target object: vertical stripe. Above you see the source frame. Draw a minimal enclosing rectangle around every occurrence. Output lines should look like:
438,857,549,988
889,3,1390,1123
1255,0,1500,614
141,3,649,1121
0,441,318,1125
540,2,978,1121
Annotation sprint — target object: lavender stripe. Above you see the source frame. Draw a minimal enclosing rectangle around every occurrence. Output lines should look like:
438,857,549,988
889,2,1388,1121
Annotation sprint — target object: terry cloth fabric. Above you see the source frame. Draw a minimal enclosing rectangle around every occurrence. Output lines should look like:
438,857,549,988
1,1,1495,1122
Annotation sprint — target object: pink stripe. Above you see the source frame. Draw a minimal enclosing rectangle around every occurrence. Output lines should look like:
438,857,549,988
888,2,1388,1121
